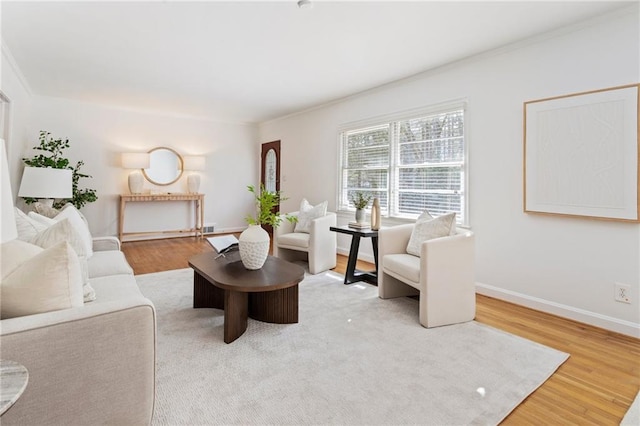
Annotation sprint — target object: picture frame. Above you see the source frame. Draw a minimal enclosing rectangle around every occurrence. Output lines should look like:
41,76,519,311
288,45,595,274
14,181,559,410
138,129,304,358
524,84,639,222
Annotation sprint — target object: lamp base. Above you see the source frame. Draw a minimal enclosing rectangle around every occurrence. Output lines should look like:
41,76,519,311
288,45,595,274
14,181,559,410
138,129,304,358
128,171,144,194
187,174,201,193
37,198,55,208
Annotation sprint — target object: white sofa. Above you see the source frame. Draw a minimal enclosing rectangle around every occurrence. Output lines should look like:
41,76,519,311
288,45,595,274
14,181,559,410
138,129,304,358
0,147,155,425
378,223,475,328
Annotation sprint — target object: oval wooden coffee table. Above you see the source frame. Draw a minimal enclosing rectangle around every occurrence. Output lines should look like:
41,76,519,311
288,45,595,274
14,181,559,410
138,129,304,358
189,251,305,343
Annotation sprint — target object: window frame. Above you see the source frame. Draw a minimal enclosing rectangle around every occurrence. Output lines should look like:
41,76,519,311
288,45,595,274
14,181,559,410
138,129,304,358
337,100,469,226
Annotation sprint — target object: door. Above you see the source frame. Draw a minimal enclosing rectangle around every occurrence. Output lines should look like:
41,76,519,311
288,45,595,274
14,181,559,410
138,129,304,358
261,140,281,235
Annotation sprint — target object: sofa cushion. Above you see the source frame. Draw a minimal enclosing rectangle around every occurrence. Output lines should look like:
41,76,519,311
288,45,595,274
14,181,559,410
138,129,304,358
1,241,84,319
406,212,456,256
89,274,143,303
1,239,43,280
87,251,134,278
294,199,328,233
277,232,310,249
383,253,421,285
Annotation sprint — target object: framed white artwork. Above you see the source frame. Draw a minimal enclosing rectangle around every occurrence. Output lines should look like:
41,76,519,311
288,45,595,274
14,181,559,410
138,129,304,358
524,84,639,222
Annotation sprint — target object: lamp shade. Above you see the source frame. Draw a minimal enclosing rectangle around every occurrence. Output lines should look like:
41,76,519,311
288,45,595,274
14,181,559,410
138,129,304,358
18,167,73,199
1,139,18,243
122,152,150,169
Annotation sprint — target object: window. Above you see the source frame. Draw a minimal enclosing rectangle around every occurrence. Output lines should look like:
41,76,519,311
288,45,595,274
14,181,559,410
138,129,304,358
339,104,467,224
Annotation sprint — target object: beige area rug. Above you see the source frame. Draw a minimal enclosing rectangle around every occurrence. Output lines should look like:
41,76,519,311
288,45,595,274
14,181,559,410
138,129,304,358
622,391,640,425
137,268,569,425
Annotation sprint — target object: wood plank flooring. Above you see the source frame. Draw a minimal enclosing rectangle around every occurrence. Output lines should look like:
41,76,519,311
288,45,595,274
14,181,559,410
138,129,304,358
122,235,640,425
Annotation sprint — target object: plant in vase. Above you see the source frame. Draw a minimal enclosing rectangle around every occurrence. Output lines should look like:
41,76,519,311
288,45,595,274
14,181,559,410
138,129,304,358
240,184,296,270
350,191,372,223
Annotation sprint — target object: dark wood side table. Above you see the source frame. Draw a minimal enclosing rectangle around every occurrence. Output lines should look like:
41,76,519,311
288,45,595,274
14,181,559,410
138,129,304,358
189,251,305,343
330,225,378,285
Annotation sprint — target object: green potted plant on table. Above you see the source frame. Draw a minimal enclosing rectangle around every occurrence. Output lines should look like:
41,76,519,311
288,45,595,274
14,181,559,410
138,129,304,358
240,184,295,270
350,191,372,224
22,131,98,209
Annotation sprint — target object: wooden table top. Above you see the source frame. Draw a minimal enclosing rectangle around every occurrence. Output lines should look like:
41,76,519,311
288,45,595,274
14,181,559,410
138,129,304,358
189,251,305,292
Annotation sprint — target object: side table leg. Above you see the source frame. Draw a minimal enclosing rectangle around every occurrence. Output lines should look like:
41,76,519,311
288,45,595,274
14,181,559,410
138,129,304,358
344,235,361,284
372,236,379,273
224,290,248,344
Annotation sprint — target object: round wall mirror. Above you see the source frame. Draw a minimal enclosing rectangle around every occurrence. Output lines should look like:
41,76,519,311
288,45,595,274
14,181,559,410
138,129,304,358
142,147,183,186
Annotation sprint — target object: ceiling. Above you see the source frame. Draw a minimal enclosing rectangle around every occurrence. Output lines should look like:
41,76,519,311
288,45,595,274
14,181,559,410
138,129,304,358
1,1,632,124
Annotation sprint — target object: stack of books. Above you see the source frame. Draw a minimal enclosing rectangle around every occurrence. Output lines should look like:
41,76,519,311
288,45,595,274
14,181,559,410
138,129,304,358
348,221,370,229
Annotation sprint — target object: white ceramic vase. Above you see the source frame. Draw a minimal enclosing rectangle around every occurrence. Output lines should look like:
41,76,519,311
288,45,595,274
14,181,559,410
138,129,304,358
355,208,365,224
238,224,270,270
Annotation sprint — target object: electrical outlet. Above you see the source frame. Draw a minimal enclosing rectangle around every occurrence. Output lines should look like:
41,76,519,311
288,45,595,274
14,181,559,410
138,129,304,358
614,283,631,304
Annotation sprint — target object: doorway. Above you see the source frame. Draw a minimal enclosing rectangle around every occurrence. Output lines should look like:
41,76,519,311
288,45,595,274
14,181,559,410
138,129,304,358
261,140,281,235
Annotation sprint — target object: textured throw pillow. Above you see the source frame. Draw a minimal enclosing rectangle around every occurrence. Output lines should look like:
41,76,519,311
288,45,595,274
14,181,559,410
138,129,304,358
14,207,48,241
54,204,93,258
406,212,457,256
1,241,84,319
1,239,43,280
29,219,95,302
33,202,61,218
294,199,328,233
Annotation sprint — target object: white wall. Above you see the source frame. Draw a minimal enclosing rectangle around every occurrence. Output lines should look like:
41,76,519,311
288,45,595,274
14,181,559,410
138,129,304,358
259,8,640,336
1,43,33,199
28,97,258,238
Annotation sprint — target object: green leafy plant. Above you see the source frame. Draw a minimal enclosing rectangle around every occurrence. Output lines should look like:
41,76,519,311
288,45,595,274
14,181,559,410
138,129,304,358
22,131,98,209
245,184,296,228
350,191,372,209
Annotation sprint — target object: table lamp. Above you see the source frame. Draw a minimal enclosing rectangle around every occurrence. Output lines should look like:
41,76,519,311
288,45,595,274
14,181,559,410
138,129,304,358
18,166,73,207
122,153,150,194
183,155,206,193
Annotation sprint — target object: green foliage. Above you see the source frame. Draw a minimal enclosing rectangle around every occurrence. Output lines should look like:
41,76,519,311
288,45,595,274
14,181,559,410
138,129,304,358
350,191,372,209
245,184,296,228
22,131,98,209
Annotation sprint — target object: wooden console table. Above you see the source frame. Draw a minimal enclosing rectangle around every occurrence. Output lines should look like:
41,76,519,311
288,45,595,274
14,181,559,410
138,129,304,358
119,193,204,242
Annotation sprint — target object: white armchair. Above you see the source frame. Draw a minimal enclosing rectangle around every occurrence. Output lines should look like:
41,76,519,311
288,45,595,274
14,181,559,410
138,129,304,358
378,223,475,328
274,211,337,274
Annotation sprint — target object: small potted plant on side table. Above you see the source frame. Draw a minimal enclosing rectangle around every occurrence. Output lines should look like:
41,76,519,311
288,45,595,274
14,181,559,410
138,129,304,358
350,191,372,224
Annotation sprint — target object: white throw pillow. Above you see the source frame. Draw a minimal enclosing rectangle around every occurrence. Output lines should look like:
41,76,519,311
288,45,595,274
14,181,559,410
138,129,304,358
416,210,456,236
1,239,43,280
406,212,456,257
14,207,48,241
54,204,93,258
29,219,95,302
294,199,328,233
1,241,84,319
30,218,88,257
28,211,57,227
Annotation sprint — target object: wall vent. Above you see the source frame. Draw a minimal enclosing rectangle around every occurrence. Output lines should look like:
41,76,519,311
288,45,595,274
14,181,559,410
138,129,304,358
203,224,216,234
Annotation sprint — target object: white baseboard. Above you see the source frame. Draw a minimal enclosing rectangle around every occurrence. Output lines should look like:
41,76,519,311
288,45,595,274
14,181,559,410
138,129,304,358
476,282,640,339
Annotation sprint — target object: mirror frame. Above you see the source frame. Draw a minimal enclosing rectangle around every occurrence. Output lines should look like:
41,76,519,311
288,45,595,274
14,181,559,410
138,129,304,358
142,147,184,186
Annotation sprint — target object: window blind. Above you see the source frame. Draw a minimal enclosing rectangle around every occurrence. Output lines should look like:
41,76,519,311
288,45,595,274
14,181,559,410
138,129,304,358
339,106,466,224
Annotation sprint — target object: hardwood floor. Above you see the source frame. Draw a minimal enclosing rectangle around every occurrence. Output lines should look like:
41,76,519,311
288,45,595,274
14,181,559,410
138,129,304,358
122,235,640,425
